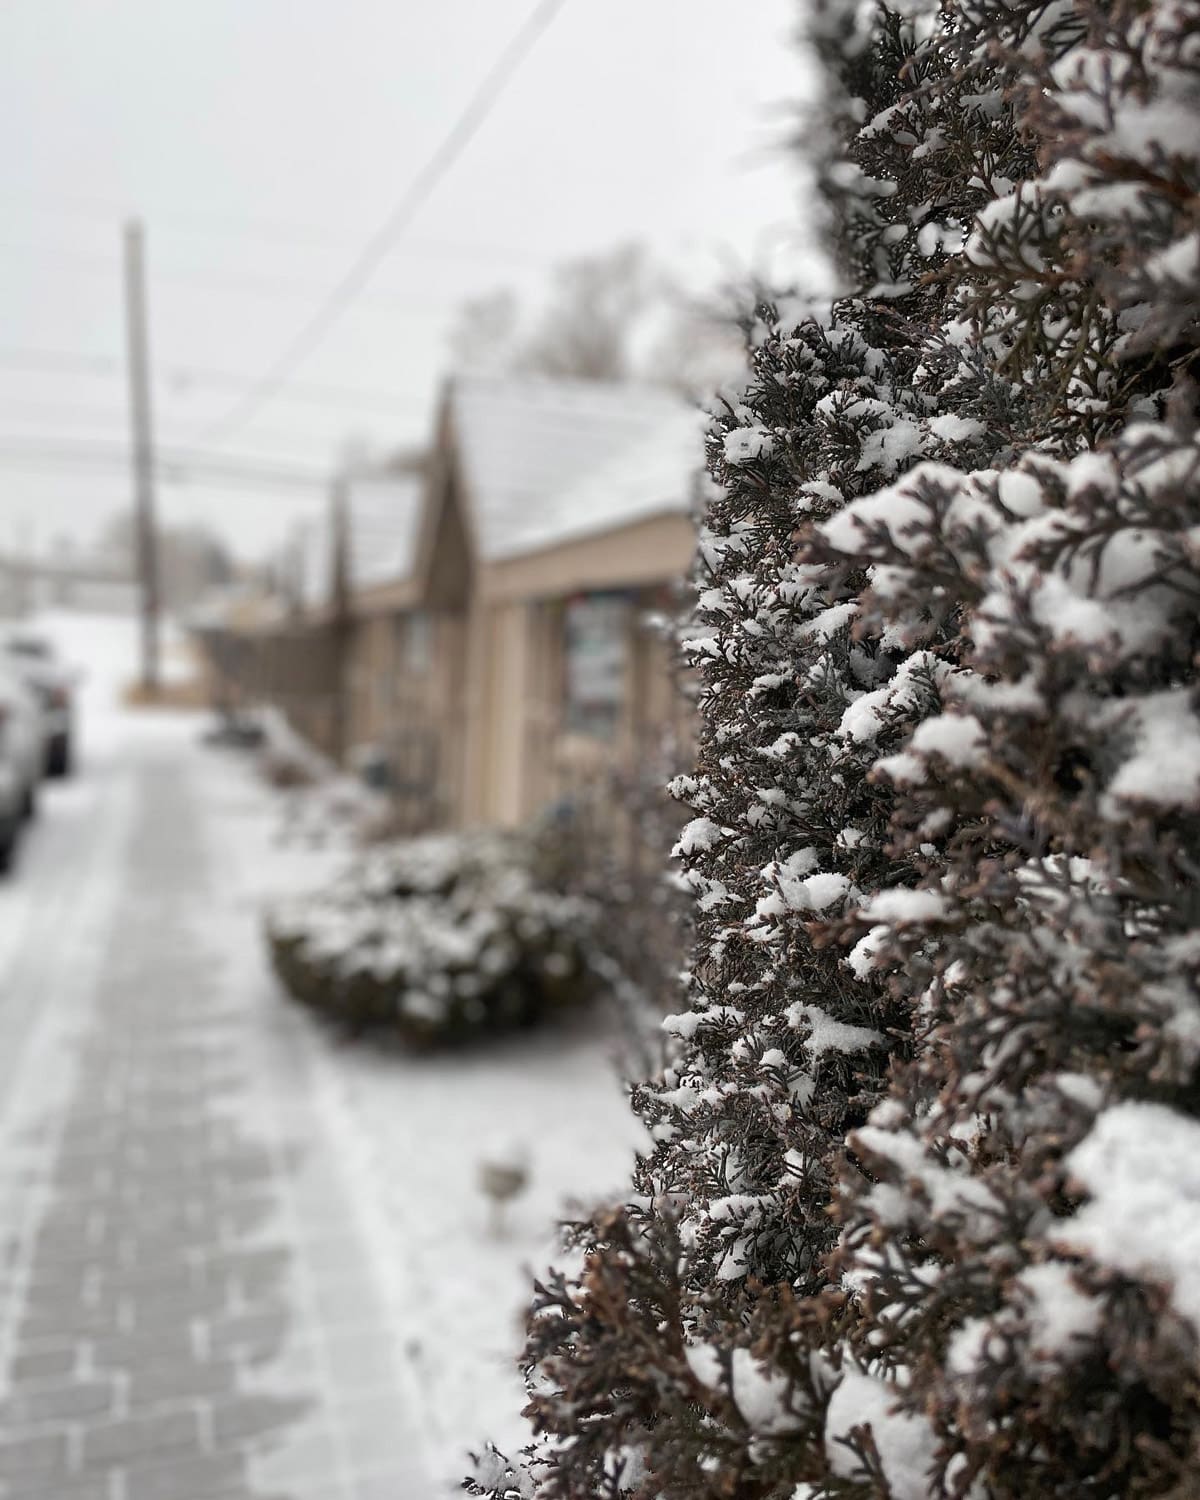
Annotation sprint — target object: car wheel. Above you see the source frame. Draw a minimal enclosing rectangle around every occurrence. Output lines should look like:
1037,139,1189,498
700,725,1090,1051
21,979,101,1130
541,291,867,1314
20,783,36,821
47,736,72,778
0,824,16,874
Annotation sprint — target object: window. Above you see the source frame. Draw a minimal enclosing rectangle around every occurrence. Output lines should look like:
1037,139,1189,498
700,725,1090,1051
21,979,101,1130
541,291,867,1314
563,593,629,740
394,610,433,675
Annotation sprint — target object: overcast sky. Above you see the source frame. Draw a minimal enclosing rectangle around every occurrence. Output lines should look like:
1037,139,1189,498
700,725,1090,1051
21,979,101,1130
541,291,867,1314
0,1,813,562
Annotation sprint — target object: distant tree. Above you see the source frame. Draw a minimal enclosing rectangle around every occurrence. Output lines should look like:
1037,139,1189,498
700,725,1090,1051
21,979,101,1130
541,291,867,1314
639,283,748,403
515,243,659,382
449,242,744,397
467,0,1200,1496
94,511,235,612
448,288,523,376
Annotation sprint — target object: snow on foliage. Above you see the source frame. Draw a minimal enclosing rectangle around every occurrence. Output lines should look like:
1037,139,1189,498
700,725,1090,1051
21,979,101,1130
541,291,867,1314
267,832,596,1044
467,0,1200,1496
1062,1103,1200,1337
824,1368,937,1500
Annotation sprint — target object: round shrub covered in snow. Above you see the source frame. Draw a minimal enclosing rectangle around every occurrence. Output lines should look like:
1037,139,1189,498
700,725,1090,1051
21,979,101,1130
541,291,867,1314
267,831,597,1044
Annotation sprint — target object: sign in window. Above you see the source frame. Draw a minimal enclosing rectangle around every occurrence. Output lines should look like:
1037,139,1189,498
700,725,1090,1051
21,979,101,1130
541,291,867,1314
394,610,433,675
563,593,629,740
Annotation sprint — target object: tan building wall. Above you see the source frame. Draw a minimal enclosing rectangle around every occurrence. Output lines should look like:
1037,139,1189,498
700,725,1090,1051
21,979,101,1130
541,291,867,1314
483,512,694,604
460,509,695,828
344,604,468,830
346,613,393,751
195,483,696,836
255,622,344,762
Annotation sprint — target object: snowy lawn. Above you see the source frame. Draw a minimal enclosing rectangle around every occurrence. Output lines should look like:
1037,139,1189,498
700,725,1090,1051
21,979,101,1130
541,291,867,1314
307,994,646,1476
207,712,648,1483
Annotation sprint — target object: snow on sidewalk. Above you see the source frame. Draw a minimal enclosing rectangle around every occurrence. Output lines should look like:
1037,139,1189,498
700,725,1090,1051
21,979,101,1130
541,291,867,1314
204,740,647,1483
0,623,644,1495
0,722,428,1500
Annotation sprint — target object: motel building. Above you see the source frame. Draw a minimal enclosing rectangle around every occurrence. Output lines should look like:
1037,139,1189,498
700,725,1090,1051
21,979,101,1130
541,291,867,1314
195,374,705,834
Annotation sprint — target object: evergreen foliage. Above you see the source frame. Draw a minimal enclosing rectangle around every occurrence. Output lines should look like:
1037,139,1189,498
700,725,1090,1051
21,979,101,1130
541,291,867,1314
267,831,595,1044
470,0,1200,1493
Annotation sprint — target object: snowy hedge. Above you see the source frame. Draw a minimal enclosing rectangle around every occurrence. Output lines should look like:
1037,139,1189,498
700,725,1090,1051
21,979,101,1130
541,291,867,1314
468,0,1200,1496
267,831,597,1045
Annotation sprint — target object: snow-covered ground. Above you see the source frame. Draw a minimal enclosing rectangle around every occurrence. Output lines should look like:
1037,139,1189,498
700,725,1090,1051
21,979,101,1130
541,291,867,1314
0,609,644,1489
211,765,647,1476
34,606,199,702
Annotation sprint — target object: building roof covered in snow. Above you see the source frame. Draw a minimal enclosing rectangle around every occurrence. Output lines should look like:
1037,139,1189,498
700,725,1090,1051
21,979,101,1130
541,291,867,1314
444,375,702,562
524,406,707,557
346,472,424,592
266,380,703,622
287,469,423,616
294,514,334,613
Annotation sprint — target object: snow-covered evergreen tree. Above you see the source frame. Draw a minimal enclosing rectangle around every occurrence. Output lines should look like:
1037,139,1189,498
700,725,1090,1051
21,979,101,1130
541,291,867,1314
470,1,1200,1495
815,2,1200,1494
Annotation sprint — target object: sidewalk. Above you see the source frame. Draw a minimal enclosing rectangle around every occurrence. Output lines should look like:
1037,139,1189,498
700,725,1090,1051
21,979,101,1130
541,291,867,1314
0,727,428,1500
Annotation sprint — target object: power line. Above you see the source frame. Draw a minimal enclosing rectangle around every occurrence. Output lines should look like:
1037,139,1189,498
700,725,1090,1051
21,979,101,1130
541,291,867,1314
6,189,554,264
0,397,131,428
0,238,462,312
0,399,346,453
199,0,569,446
5,189,353,247
0,436,328,491
159,366,431,415
0,348,118,378
0,345,431,417
0,461,322,496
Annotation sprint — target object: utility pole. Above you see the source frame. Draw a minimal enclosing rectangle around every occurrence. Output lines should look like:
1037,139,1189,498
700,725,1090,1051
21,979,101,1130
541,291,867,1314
329,478,352,766
123,219,160,696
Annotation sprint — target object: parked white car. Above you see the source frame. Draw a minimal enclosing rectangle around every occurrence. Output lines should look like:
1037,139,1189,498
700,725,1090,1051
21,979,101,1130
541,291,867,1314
0,656,43,871
3,630,75,777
